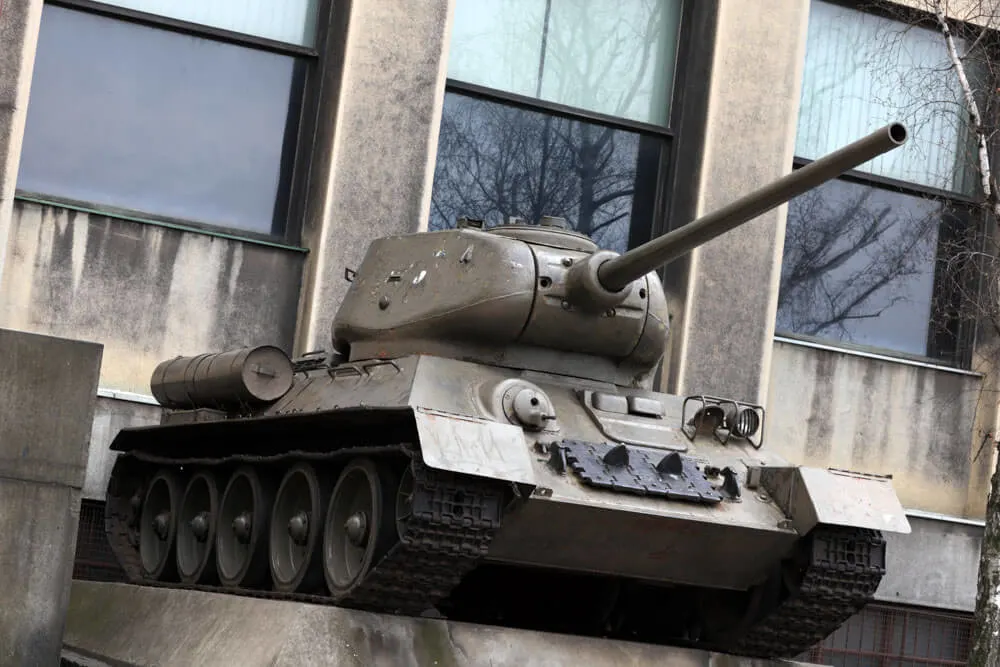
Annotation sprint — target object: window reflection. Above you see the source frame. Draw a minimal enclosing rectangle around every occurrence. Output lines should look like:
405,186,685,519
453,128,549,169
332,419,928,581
429,93,663,254
89,0,320,47
796,0,980,195
775,178,946,357
17,5,305,236
448,0,682,126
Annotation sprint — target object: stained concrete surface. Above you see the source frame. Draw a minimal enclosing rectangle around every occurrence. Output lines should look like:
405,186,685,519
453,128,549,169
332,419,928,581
64,582,826,667
0,328,103,667
765,340,985,517
82,395,162,501
672,0,810,406
61,647,113,667
875,514,983,613
294,0,453,353
0,199,305,396
0,0,43,284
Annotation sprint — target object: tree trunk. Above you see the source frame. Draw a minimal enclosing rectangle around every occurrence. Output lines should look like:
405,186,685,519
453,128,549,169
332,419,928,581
970,445,1000,667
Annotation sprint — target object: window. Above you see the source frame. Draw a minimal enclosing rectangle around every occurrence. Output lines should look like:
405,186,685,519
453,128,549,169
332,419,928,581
776,0,983,366
429,0,686,254
798,603,972,666
85,0,320,47
16,1,321,239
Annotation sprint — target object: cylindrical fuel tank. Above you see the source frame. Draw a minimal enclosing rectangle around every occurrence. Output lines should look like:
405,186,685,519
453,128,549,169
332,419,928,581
150,346,294,411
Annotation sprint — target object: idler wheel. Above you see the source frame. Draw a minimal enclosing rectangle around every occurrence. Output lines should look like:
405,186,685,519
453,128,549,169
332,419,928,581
139,469,183,581
176,470,220,585
269,462,328,593
323,458,399,599
216,466,274,589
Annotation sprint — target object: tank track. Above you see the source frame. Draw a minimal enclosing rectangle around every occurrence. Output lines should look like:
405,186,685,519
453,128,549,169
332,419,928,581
725,525,886,659
105,443,505,617
106,445,885,658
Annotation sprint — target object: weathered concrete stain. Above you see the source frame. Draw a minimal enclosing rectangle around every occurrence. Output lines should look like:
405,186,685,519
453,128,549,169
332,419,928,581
876,516,983,612
766,340,987,518
804,352,834,461
675,0,810,407
0,199,304,394
64,581,826,666
0,328,102,667
0,0,43,285
82,396,162,501
295,0,452,354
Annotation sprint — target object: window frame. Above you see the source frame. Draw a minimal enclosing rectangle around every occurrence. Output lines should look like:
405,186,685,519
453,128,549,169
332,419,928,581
800,602,973,665
775,0,993,370
437,0,713,254
14,0,334,248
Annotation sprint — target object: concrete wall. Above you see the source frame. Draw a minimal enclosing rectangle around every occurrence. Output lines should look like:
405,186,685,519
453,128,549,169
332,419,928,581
765,340,989,518
0,0,42,283
293,0,453,354
0,199,305,394
876,514,983,613
0,328,102,667
670,0,810,406
83,394,162,501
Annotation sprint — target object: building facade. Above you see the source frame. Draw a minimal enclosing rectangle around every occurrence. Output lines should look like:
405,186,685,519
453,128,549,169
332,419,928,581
0,0,990,662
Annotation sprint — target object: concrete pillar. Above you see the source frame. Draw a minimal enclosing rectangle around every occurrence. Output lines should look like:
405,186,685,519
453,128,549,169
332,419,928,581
670,0,811,405
0,328,103,666
0,0,43,288
294,0,453,353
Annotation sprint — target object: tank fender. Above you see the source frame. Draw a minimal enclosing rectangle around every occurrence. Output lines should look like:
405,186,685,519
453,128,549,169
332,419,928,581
413,407,537,485
754,466,911,535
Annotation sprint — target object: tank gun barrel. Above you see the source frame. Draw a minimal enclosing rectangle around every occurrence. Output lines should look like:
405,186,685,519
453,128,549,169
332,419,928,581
596,122,909,293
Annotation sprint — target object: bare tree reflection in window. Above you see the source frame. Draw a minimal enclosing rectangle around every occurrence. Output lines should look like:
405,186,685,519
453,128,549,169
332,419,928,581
430,96,646,253
432,0,673,254
777,180,943,356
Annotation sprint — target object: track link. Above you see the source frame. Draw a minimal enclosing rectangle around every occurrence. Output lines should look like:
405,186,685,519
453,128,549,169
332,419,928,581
727,525,886,659
105,444,505,617
106,447,886,658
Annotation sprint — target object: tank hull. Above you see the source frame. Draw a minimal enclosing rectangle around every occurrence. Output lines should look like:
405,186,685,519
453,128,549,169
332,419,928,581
104,353,908,658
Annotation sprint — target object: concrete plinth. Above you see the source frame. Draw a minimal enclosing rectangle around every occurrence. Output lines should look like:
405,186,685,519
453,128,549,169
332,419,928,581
0,328,103,666
63,581,827,667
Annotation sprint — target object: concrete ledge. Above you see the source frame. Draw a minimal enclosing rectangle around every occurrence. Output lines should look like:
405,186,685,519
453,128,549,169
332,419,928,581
64,582,826,667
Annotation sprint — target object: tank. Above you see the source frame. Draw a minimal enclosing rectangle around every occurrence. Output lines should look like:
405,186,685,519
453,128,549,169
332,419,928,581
104,122,913,659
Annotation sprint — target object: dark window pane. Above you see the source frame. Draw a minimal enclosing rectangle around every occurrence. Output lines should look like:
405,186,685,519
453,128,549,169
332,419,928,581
429,93,663,254
17,5,306,236
776,177,952,359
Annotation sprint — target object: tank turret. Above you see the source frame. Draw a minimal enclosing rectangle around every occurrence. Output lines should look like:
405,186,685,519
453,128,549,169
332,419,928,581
332,122,907,388
104,123,914,662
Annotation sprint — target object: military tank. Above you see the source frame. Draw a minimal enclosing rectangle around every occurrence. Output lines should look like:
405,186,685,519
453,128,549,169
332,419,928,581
104,122,912,659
